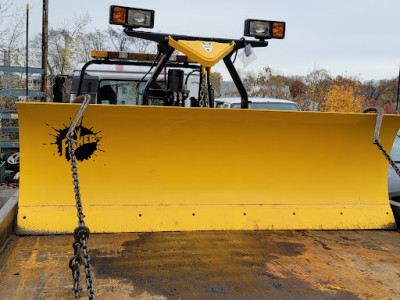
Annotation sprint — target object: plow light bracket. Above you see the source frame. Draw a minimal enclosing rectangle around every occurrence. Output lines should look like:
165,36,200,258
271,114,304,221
244,19,285,40
168,37,235,68
109,5,154,28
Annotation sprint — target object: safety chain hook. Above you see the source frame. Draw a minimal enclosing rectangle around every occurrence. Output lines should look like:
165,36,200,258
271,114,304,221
67,95,95,300
361,106,400,178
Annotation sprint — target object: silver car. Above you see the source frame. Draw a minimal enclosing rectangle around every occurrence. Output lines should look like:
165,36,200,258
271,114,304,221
215,97,300,111
388,133,400,200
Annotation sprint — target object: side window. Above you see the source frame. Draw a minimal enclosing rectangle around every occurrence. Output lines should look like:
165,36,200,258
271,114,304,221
99,85,117,105
98,80,166,106
99,80,144,105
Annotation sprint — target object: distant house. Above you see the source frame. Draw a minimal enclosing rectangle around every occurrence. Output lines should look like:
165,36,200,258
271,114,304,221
28,76,41,91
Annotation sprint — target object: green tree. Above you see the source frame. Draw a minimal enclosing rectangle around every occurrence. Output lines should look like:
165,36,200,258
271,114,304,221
305,68,332,106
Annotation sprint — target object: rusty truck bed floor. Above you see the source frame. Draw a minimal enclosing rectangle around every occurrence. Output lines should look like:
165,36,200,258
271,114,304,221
1,230,400,299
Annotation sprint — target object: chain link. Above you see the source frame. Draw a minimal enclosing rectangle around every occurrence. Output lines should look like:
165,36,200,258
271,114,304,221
68,136,95,300
67,112,95,299
199,71,209,108
360,106,400,179
375,141,400,177
82,234,95,298
69,241,81,300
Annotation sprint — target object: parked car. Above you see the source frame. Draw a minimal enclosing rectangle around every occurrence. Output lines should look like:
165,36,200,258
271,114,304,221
388,132,400,201
215,97,300,111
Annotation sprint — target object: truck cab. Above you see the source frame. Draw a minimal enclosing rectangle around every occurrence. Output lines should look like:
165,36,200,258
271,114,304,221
70,58,200,106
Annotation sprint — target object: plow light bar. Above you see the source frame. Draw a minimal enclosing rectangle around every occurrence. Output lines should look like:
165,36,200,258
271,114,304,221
109,5,154,28
92,50,157,60
244,19,285,39
91,50,190,63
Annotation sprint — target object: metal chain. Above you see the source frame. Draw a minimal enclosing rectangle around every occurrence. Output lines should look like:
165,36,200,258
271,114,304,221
375,140,400,177
68,136,95,300
67,94,95,300
69,240,81,300
199,71,209,107
360,106,400,178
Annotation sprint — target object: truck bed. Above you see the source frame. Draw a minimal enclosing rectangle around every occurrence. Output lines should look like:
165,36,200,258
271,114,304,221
1,230,400,299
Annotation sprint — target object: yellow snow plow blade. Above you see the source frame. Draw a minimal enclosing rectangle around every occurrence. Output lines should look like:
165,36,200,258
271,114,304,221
17,103,399,233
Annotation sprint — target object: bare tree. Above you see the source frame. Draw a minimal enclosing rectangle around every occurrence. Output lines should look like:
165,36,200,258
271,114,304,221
87,29,107,51
0,6,25,64
227,68,291,99
106,25,156,53
79,29,108,62
0,5,26,97
304,68,332,106
31,14,90,77
106,26,131,51
0,0,13,47
133,37,157,53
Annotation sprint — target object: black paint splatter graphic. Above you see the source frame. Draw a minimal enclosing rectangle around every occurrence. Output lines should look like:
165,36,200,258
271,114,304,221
47,119,103,162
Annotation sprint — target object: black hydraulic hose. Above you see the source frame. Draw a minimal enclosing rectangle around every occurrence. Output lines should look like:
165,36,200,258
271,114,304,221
136,51,162,97
184,69,200,88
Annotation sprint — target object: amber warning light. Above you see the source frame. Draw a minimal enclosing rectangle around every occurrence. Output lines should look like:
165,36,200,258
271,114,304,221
109,5,154,28
244,19,285,40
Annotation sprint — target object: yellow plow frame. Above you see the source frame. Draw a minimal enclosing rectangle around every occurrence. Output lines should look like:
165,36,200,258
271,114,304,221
17,102,399,233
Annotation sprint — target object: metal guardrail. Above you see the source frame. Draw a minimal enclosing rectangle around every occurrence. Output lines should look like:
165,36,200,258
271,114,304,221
0,90,43,97
0,65,44,97
1,142,19,148
0,113,18,120
2,127,19,133
0,66,43,74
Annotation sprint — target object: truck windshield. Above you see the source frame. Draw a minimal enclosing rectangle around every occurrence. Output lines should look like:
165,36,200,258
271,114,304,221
99,80,167,106
230,102,299,110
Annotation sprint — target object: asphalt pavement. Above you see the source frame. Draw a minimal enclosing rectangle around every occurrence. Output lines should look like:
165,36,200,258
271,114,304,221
0,187,17,210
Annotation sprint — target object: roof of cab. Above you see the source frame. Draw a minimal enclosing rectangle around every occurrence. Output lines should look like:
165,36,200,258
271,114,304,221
73,63,199,79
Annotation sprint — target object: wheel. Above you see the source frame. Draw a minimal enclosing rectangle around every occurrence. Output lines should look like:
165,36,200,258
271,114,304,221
6,152,19,170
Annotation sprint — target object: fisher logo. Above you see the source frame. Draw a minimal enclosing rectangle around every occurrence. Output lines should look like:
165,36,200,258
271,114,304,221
47,120,103,162
202,42,213,53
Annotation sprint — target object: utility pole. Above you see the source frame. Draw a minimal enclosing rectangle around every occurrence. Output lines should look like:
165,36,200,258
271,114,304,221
397,65,400,113
26,4,29,101
41,0,48,102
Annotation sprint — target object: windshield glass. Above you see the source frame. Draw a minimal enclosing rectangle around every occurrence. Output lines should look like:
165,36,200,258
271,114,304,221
230,102,299,110
391,134,400,162
98,80,166,106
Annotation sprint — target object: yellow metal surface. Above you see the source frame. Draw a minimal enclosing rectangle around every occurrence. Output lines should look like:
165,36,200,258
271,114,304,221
168,37,234,67
1,231,400,299
17,103,400,233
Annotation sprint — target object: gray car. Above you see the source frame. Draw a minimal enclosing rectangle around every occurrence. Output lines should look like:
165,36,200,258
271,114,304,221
388,133,400,201
215,97,300,111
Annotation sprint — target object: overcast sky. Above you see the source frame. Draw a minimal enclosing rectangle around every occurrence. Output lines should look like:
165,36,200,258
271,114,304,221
10,0,400,81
